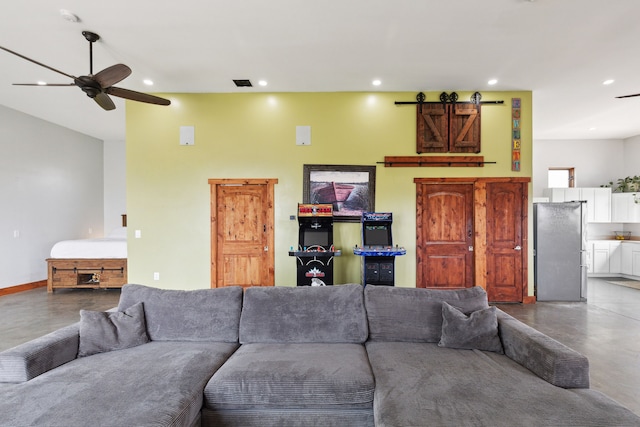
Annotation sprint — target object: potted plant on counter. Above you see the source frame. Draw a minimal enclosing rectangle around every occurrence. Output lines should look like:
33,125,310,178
601,175,640,193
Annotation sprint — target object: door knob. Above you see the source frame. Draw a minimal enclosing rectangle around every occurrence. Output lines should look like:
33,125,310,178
514,245,522,251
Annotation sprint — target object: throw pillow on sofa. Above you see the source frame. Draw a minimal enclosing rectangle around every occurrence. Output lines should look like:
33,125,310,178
438,302,504,354
78,302,149,357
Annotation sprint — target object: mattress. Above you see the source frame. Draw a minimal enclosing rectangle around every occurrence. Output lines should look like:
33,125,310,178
49,227,127,259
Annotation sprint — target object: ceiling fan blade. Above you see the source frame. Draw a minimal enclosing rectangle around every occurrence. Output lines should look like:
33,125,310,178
93,64,132,88
107,86,171,106
13,83,75,87
93,92,116,111
615,93,640,99
0,45,76,80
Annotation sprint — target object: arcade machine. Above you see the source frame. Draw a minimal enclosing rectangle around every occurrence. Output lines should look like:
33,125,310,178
353,212,406,286
288,203,341,286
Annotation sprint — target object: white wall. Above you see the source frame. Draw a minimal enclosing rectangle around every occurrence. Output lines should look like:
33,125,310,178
0,105,104,289
104,139,126,233
532,139,624,197
623,135,640,177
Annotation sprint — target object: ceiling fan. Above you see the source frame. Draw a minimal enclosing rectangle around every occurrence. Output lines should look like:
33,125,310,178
615,93,640,99
0,31,170,111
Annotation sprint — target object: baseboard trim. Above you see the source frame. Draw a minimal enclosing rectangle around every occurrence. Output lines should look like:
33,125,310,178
523,295,536,304
0,280,47,297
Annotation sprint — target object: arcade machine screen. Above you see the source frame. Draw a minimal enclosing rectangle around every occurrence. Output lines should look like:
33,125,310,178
363,225,391,247
303,229,330,248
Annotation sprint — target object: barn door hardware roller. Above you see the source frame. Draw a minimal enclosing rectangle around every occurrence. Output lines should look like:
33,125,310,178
395,92,503,112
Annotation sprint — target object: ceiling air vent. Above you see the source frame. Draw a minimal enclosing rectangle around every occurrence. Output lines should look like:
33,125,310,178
233,79,253,87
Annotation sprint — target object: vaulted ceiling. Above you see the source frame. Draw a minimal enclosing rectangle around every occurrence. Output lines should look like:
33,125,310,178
1,0,639,142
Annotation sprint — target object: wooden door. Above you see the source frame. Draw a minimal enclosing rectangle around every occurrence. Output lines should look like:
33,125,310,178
209,179,277,289
485,181,525,302
416,183,474,288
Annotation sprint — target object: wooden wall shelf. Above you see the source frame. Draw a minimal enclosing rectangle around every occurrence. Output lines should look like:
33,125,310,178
380,156,493,167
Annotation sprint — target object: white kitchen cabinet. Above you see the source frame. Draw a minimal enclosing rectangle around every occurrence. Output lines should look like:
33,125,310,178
591,242,610,274
620,242,640,277
634,251,640,277
542,187,611,222
589,241,622,274
609,241,622,274
611,193,640,223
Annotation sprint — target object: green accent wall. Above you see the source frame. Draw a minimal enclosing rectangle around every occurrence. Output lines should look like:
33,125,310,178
126,91,532,290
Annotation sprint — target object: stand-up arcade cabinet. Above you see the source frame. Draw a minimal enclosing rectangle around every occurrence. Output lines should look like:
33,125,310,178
288,204,341,286
353,212,406,286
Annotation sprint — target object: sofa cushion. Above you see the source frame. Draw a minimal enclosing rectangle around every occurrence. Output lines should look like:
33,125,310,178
0,341,239,427
438,302,503,354
117,284,243,342
365,286,489,342
366,341,640,427
239,284,368,343
204,343,374,410
78,302,149,357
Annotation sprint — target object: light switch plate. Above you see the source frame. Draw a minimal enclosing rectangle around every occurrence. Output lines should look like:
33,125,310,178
296,126,311,146
180,126,195,145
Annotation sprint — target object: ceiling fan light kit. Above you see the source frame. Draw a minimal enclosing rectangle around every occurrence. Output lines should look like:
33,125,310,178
0,31,170,111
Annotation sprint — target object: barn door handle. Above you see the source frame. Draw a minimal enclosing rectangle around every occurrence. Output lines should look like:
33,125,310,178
514,245,522,251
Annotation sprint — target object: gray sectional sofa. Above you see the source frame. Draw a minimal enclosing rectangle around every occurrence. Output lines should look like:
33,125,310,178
1,283,639,427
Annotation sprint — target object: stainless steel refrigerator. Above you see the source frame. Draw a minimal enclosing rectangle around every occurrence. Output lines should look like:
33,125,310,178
533,202,587,302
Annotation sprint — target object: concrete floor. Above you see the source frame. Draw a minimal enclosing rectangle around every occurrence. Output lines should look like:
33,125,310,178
0,278,639,416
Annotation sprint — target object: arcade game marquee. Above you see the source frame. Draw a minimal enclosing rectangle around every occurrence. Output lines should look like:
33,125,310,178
353,212,406,286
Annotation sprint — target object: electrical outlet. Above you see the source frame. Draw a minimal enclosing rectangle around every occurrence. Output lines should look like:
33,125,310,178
13,230,19,238
153,272,160,280
135,230,142,238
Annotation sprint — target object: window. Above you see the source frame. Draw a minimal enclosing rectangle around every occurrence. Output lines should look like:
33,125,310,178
548,168,575,188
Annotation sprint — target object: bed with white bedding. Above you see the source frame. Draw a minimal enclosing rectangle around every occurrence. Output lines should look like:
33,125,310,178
46,227,128,293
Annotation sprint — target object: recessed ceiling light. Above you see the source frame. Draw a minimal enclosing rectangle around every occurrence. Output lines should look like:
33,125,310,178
37,81,47,86
488,79,498,85
258,80,268,87
59,9,80,23
143,79,154,86
603,79,615,85
589,127,597,131
372,79,382,86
